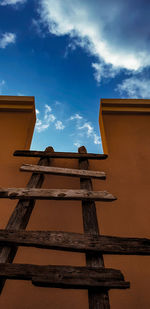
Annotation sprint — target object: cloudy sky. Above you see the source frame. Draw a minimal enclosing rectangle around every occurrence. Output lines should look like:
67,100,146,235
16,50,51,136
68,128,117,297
0,0,150,152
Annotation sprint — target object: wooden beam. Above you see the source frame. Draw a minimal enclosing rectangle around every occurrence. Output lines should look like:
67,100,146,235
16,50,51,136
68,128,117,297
14,150,108,160
0,188,116,201
78,146,111,309
0,263,130,290
0,230,149,255
0,146,54,293
20,164,106,179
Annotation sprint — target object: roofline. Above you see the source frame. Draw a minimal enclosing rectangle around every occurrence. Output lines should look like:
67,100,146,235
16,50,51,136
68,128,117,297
99,98,150,154
0,95,36,149
0,96,35,113
101,98,150,114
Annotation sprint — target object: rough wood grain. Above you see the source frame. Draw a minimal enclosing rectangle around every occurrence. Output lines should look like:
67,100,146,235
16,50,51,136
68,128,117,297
0,146,54,293
0,230,149,255
0,263,130,289
14,150,108,160
0,188,116,201
79,146,110,309
20,164,106,179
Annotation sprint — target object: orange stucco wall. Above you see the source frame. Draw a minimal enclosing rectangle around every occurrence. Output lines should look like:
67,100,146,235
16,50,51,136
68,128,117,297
0,96,150,308
99,99,150,308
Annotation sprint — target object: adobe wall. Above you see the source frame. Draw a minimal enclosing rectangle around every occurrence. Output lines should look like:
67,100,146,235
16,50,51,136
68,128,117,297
97,99,150,308
0,96,150,308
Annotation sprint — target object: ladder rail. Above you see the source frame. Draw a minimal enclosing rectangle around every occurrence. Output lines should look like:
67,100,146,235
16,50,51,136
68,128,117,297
78,146,110,309
0,146,54,293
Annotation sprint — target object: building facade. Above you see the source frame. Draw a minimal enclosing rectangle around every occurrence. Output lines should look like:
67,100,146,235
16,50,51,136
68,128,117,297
0,96,150,308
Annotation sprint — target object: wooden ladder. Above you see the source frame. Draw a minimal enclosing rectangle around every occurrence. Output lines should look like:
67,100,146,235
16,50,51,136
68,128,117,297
0,146,150,308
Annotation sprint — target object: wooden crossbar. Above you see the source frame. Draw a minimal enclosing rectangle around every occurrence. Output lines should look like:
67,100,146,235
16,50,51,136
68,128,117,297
14,150,108,160
0,230,149,255
20,164,106,179
0,264,130,290
0,188,116,201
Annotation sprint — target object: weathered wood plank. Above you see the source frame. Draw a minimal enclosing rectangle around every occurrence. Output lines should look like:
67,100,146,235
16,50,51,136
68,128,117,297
0,230,149,255
0,188,116,201
0,146,54,293
79,146,110,309
20,164,106,179
0,263,130,290
33,277,129,289
14,150,108,160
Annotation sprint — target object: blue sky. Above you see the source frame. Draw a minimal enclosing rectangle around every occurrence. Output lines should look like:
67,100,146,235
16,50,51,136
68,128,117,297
0,0,150,153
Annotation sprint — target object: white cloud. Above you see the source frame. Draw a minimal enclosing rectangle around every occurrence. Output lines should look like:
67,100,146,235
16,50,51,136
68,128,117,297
92,62,118,84
17,92,25,96
32,19,45,38
36,118,50,133
64,41,77,58
0,80,5,94
36,109,40,115
55,120,65,130
0,33,16,49
44,104,55,122
35,104,64,133
93,133,101,145
78,122,101,145
79,123,93,136
92,63,103,84
36,118,48,133
117,77,150,99
44,104,52,114
55,100,61,106
74,142,81,148
0,0,26,5
36,104,56,132
45,114,56,122
70,113,82,120
39,0,150,81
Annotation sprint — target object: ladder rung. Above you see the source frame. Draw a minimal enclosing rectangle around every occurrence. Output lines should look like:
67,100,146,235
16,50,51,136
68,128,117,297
14,150,108,160
20,164,106,179
0,263,130,290
0,188,116,201
0,230,150,255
